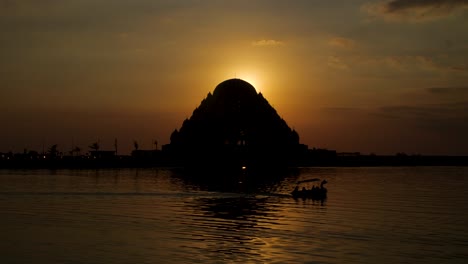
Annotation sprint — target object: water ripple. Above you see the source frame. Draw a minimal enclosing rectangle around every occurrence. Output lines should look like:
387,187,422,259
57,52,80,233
1,167,468,263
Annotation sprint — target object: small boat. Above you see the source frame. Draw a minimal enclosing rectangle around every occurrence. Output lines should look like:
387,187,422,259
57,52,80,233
291,179,328,200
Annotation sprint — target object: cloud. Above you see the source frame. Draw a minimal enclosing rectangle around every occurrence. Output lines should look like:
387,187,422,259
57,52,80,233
386,55,444,71
409,56,468,73
337,54,468,76
363,0,468,22
385,0,468,12
379,105,438,119
328,37,356,49
0,0,62,16
320,107,365,115
426,86,468,95
327,56,349,70
251,39,285,47
315,102,468,154
378,101,468,121
375,101,468,145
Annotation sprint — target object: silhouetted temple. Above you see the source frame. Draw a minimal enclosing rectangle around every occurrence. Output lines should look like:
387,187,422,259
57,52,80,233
164,79,307,171
3,75,468,170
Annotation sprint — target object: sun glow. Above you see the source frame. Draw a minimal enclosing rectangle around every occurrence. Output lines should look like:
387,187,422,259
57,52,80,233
217,73,264,93
215,61,270,95
239,73,261,92
227,68,268,94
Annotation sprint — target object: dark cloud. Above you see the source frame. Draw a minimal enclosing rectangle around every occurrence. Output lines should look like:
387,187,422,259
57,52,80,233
316,103,468,154
426,86,468,95
385,0,468,13
321,107,363,113
374,102,468,154
377,102,468,125
364,0,468,22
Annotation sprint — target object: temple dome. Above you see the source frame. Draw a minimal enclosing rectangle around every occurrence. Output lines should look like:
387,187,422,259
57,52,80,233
171,78,299,145
166,78,306,169
213,79,257,99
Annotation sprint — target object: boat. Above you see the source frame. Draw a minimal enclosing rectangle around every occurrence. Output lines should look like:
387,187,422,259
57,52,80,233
291,179,328,200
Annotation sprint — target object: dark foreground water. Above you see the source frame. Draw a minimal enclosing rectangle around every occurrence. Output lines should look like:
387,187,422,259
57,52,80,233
1,167,467,264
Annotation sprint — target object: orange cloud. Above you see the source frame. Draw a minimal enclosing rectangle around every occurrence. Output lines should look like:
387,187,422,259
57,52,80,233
251,39,285,47
328,37,356,49
327,56,349,70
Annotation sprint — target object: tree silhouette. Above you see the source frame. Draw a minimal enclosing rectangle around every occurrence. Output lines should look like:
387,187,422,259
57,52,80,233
48,144,59,158
89,142,100,152
114,138,118,154
133,140,139,151
71,146,81,157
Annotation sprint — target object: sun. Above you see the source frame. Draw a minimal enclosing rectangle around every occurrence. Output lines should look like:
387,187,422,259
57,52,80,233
236,72,263,93
217,65,267,94
240,74,259,90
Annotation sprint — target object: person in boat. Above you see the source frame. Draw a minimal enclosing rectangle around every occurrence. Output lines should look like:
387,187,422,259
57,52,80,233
320,180,327,189
311,185,317,192
291,179,328,199
292,186,299,196
292,185,302,197
320,180,328,195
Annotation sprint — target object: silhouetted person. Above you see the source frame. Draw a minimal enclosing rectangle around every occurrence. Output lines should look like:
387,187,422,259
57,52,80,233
320,180,328,190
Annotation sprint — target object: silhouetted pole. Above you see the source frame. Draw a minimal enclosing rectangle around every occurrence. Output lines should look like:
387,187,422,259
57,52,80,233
71,137,74,157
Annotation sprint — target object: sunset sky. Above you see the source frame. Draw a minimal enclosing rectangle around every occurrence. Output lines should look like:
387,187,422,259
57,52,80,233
1,0,468,155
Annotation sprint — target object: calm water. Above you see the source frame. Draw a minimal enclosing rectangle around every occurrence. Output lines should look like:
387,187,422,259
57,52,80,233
1,167,467,263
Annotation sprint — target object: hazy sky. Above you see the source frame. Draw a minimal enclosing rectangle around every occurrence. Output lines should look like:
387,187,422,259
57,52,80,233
1,0,468,155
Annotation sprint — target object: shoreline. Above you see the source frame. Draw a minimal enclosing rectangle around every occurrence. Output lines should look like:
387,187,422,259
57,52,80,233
1,155,468,169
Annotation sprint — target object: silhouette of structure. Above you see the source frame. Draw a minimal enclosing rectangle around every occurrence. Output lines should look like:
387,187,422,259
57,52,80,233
2,79,468,169
163,79,307,171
